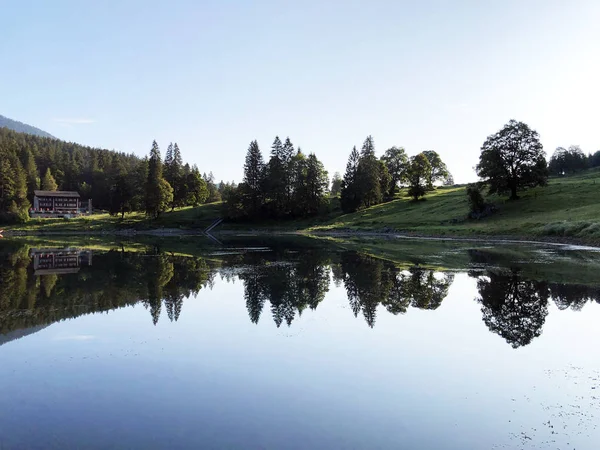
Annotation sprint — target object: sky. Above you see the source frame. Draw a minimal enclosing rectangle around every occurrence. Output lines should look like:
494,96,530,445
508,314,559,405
1,0,599,183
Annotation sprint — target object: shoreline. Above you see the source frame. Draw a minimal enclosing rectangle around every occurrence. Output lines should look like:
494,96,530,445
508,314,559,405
3,227,599,250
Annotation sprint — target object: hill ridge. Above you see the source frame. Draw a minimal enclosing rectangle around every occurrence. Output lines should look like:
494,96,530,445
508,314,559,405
0,114,55,139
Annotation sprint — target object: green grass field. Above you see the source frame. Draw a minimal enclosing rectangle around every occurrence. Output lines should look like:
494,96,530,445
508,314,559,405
310,169,600,244
6,202,223,233
5,170,600,244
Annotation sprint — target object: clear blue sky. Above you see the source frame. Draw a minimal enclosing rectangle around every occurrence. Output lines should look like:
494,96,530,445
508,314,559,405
2,0,599,183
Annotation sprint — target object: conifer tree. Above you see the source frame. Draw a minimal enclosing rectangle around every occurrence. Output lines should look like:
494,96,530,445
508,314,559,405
330,172,343,197
146,140,173,218
265,136,287,215
340,146,361,213
304,153,329,216
41,168,58,191
0,147,29,222
242,140,265,217
20,147,40,200
356,135,382,207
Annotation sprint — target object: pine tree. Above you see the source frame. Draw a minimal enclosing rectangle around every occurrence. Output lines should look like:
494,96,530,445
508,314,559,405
304,154,329,216
265,136,287,216
41,168,58,191
282,137,295,207
20,147,39,200
145,140,172,218
169,143,186,209
340,146,361,213
0,147,29,222
330,172,343,197
356,135,382,207
242,140,265,217
164,142,174,180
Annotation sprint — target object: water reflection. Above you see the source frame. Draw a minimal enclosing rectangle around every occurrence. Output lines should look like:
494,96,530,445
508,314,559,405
1,243,599,349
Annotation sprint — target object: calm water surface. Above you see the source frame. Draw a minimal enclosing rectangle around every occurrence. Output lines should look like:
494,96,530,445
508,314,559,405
0,237,599,449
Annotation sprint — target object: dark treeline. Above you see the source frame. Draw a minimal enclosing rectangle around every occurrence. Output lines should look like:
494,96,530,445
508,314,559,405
548,145,600,176
224,135,452,220
224,136,329,220
2,243,597,347
0,245,215,335
0,127,226,222
4,120,600,225
340,138,451,212
469,268,600,348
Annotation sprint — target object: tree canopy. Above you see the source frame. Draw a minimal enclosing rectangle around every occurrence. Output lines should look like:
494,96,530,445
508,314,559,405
407,153,432,201
549,146,588,175
476,120,548,200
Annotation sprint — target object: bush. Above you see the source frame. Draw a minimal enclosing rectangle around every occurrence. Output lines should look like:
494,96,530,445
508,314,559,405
466,183,496,219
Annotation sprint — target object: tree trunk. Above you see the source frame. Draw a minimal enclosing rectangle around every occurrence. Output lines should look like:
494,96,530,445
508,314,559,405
510,184,519,200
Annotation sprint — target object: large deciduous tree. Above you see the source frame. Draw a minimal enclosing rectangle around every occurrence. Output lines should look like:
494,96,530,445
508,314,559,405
476,120,548,200
380,146,408,196
422,150,450,190
407,153,432,201
549,145,587,175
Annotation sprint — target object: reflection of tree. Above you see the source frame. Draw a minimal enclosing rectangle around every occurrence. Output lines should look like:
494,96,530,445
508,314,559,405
340,252,392,328
237,250,330,327
549,283,600,311
0,246,215,335
338,253,454,326
41,274,58,298
3,241,600,343
473,270,549,348
144,255,174,325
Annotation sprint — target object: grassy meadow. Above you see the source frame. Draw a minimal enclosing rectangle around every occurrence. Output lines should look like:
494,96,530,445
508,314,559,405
4,169,600,245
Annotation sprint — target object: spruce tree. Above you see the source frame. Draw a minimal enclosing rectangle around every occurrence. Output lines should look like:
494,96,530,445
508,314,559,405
0,147,29,222
330,172,343,197
304,153,329,216
340,146,361,213
242,140,265,217
169,143,186,209
282,137,295,207
265,136,287,216
146,140,172,218
356,135,382,207
22,148,39,200
164,142,174,181
41,168,58,191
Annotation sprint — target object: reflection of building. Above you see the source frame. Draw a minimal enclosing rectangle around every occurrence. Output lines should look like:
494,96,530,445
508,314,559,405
30,248,93,275
31,191,92,218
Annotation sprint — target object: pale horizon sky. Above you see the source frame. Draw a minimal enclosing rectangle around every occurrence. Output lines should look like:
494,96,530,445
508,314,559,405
2,0,599,183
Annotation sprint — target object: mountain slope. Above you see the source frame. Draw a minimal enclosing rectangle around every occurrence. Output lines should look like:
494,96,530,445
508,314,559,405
0,114,55,139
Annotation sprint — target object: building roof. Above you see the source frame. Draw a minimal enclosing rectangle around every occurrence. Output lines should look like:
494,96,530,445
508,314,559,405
34,190,80,198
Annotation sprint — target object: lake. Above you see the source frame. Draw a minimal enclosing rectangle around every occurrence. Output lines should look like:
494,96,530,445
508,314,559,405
1,236,599,449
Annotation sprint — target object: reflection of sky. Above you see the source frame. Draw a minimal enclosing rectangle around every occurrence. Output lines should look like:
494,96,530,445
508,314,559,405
0,273,598,449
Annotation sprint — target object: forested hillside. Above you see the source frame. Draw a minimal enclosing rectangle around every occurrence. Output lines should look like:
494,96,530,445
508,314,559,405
0,114,55,139
0,127,218,223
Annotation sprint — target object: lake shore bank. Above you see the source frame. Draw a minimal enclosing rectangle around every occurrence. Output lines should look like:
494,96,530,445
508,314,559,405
3,226,599,249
